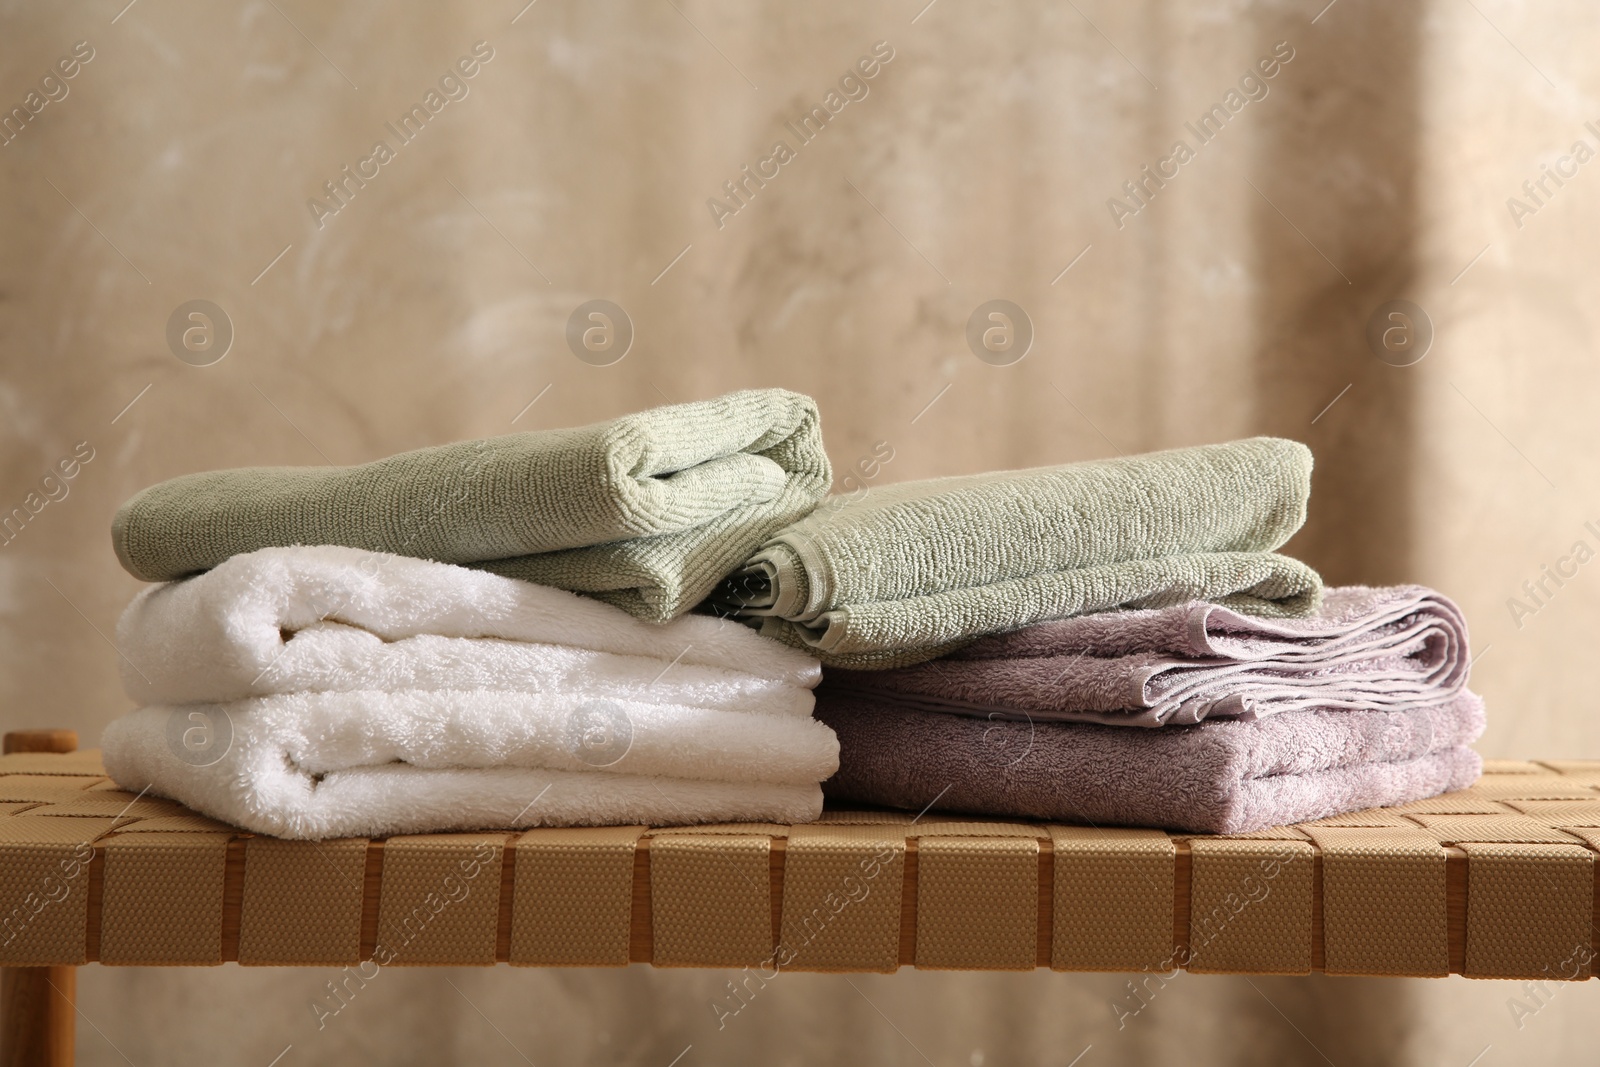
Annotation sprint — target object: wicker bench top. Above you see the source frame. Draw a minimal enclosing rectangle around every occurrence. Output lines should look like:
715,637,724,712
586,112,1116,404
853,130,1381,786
2,750,1597,979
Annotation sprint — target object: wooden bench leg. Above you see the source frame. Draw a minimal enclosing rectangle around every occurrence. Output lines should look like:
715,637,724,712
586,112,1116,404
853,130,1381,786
2,730,79,1067
1,969,74,1067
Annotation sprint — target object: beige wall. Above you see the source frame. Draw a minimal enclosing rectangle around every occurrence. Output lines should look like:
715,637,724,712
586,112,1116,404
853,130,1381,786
3,0,1598,1062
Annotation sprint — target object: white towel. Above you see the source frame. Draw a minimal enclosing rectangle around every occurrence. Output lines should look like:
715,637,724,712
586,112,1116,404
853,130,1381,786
101,709,823,838
111,690,837,785
116,545,821,705
102,545,835,838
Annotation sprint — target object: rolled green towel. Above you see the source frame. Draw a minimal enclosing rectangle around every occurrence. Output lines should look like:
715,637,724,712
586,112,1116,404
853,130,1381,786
713,437,1322,667
112,389,832,621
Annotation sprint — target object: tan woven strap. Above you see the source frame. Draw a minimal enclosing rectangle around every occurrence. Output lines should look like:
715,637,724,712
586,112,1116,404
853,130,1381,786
374,835,506,966
27,794,187,819
905,821,1046,838
1506,800,1600,827
1186,839,1313,974
1460,842,1594,979
510,827,644,967
915,836,1039,970
779,825,906,973
1392,793,1509,815
239,838,367,966
813,810,913,824
1547,771,1600,789
1305,826,1448,976
99,832,231,965
1482,759,1551,774
0,816,119,844
1470,776,1596,801
1539,760,1600,774
113,814,238,834
0,775,101,803
650,834,773,967
1408,814,1580,845
0,818,101,965
0,750,106,776
1300,810,1417,828
1048,826,1174,972
643,823,791,837
1558,826,1600,852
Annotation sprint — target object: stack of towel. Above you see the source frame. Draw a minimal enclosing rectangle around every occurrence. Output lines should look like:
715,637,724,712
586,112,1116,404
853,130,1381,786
100,390,1483,839
101,390,841,838
711,439,1483,834
815,589,1481,833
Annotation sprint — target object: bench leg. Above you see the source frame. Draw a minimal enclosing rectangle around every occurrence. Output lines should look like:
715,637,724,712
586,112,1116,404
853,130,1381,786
1,968,74,1067
2,730,80,1066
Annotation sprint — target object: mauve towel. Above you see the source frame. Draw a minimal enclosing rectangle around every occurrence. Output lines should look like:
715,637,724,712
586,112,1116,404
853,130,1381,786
827,585,1468,726
713,438,1322,668
816,689,1485,834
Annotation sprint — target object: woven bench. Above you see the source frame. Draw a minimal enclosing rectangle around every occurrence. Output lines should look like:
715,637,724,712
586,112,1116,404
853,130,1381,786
2,731,1597,1065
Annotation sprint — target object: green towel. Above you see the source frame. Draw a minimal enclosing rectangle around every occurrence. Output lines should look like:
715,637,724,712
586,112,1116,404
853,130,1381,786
112,389,832,621
713,437,1322,667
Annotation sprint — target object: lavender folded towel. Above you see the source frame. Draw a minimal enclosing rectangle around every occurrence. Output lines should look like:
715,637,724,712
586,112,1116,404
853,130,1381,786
827,585,1468,727
816,689,1484,834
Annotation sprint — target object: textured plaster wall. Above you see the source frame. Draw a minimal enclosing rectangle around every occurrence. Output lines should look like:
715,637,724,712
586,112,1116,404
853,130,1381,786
1,0,1597,1062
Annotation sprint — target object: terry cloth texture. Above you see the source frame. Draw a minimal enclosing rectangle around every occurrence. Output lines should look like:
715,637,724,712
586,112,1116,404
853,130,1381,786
102,545,836,840
100,715,826,839
115,545,822,705
714,437,1322,667
112,690,838,788
827,585,1467,726
110,388,832,620
816,689,1485,835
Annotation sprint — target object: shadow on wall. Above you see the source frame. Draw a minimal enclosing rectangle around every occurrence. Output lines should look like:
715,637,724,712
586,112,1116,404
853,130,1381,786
1250,2,1424,590
1243,2,1426,1065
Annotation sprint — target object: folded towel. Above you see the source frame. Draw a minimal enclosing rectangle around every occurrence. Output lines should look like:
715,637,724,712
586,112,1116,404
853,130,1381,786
110,688,838,785
111,389,832,620
827,585,1467,726
116,546,822,706
714,438,1322,667
816,689,1484,834
103,544,838,838
101,705,824,838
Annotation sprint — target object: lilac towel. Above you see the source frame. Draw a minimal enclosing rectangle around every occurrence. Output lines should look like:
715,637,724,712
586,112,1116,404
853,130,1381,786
826,585,1468,727
816,689,1485,834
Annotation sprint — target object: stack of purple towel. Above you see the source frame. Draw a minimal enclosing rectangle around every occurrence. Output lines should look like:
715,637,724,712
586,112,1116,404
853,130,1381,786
817,586,1484,834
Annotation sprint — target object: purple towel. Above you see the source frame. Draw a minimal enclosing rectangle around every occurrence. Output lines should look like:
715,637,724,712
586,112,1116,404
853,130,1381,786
816,688,1485,834
826,585,1468,727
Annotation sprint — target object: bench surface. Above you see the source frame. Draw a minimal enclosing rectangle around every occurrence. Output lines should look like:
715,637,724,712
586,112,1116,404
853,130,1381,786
2,751,1598,979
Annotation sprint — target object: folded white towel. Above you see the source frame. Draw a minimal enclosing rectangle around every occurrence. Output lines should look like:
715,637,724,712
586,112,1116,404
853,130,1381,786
116,545,822,705
111,689,838,785
101,707,822,838
102,545,836,838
